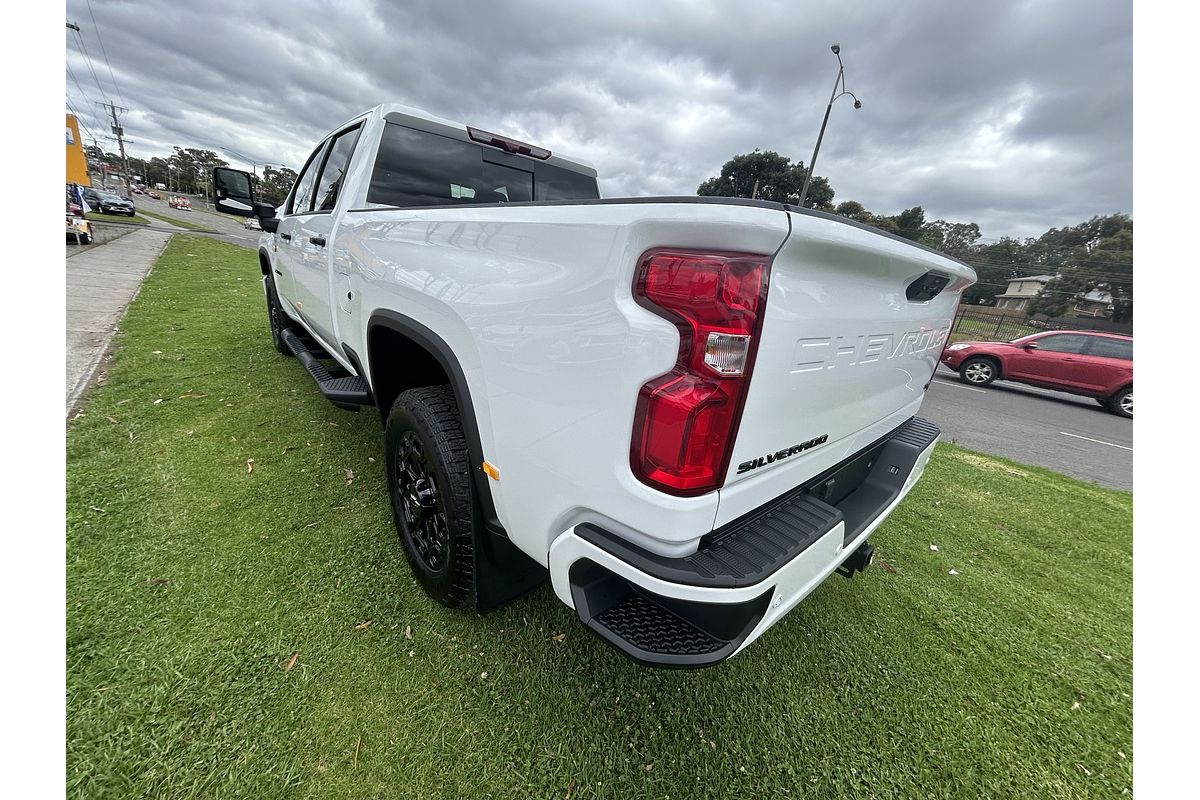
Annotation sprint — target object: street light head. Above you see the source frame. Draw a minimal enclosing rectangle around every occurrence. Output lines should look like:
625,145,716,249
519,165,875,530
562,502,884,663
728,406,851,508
830,43,841,55
853,99,862,109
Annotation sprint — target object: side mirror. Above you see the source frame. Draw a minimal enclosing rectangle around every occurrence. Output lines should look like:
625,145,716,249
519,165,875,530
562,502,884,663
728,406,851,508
1023,341,1039,350
212,167,255,217
252,201,279,233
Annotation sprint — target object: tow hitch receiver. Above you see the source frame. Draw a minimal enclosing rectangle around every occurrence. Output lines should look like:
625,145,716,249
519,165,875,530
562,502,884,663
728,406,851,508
836,542,874,579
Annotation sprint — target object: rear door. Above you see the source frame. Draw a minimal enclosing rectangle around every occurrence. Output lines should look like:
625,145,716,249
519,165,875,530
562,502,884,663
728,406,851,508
275,138,328,316
290,122,363,352
1077,335,1133,393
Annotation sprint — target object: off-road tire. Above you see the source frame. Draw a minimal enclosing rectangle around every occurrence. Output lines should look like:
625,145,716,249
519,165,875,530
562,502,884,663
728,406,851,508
384,385,476,608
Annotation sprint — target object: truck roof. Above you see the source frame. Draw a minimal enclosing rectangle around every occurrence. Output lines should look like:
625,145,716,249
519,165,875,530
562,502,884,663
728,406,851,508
350,103,598,178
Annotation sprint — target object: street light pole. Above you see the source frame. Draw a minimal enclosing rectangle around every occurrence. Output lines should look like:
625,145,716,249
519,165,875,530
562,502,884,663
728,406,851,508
798,43,862,209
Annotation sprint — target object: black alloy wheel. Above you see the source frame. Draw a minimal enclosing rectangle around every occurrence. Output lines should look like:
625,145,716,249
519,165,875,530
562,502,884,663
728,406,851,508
384,386,476,607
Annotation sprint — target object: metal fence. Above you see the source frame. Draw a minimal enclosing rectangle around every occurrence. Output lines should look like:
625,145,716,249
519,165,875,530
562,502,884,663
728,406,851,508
949,306,1132,343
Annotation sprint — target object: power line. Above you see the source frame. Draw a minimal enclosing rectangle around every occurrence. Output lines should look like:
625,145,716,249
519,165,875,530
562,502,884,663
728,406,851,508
69,26,107,103
964,263,1132,279
85,0,124,105
66,98,99,143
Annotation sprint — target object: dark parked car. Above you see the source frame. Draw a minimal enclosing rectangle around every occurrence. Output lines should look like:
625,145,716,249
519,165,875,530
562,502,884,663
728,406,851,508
82,188,136,216
941,330,1132,417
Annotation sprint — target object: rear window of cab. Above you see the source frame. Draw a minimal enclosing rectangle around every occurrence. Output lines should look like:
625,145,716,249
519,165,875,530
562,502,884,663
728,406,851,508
367,123,598,208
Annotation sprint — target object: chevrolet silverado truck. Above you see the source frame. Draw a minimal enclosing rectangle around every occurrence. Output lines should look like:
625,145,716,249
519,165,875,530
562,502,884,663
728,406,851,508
211,103,976,667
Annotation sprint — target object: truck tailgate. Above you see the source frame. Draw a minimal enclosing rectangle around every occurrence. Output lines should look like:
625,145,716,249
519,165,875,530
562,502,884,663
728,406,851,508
715,210,975,526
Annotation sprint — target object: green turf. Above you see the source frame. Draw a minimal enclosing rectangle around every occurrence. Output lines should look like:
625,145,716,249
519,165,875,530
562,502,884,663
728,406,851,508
85,211,151,226
66,235,1132,799
134,208,218,232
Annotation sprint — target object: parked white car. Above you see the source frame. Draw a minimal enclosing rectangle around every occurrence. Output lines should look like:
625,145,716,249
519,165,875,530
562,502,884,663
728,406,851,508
212,103,975,666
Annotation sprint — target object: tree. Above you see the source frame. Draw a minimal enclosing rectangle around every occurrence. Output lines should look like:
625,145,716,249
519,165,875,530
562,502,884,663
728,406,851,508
167,147,228,195
256,165,299,205
920,220,981,258
1027,214,1133,320
697,149,834,209
893,206,927,242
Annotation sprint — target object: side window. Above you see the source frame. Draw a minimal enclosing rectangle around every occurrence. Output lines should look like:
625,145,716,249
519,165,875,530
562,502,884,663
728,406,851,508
287,141,327,215
1035,334,1089,354
1087,337,1132,360
314,125,362,212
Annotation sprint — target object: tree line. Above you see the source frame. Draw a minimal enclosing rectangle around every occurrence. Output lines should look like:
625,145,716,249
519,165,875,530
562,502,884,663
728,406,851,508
84,145,300,207
697,150,1132,321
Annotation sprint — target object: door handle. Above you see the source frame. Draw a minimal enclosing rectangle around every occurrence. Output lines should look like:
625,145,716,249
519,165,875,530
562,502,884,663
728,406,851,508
273,269,283,276
1062,357,1078,362
310,236,326,247
279,232,292,241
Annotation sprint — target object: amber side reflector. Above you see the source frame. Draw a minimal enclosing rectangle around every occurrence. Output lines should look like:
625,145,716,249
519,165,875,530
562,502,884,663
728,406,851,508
482,461,500,481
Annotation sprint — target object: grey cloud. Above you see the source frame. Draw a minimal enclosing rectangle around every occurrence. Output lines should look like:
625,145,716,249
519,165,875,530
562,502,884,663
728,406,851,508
66,0,1130,238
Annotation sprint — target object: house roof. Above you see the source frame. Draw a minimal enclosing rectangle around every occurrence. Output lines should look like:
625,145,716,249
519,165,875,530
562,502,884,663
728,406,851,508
1011,275,1054,283
1077,289,1113,304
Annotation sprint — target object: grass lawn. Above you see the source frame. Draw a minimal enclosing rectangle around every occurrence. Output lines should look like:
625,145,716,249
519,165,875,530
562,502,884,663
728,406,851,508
67,235,1132,799
135,208,218,232
85,211,151,226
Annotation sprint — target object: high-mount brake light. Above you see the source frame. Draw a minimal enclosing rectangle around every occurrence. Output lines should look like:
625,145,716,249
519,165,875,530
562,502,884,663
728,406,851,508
466,126,552,160
630,249,771,496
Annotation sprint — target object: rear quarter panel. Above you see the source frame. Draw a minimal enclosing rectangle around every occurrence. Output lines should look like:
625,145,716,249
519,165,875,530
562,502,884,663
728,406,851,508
341,202,791,562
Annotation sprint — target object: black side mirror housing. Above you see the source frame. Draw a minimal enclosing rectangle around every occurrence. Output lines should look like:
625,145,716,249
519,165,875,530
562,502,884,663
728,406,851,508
261,217,280,233
212,167,256,217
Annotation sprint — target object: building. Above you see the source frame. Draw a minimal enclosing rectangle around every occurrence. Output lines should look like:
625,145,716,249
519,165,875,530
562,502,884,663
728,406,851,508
994,275,1053,312
1073,288,1114,318
66,114,89,186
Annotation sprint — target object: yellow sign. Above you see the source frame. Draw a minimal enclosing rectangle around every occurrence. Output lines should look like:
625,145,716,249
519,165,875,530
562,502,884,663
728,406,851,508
66,114,89,186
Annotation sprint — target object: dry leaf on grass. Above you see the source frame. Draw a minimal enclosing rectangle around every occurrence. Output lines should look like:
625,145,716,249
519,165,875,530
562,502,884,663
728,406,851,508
551,633,567,643
355,620,372,631
245,458,255,474
404,625,412,640
930,544,939,552
345,469,355,485
948,569,959,576
880,561,899,574
105,415,118,424
284,652,299,672
145,578,170,586
1070,701,1081,710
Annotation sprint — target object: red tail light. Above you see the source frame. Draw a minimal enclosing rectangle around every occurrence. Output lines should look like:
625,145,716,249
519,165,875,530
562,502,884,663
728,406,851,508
631,249,771,496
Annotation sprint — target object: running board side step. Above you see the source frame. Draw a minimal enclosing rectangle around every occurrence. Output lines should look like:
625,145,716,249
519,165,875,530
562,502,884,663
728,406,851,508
280,328,372,411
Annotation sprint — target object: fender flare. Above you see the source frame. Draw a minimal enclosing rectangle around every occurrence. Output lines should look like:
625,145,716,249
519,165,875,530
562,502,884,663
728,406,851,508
364,310,548,610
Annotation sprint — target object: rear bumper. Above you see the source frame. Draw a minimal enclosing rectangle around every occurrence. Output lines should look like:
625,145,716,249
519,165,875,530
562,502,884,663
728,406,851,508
549,416,940,667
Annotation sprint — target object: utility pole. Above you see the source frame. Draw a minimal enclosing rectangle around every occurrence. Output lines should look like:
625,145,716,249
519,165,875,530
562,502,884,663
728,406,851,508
101,101,132,196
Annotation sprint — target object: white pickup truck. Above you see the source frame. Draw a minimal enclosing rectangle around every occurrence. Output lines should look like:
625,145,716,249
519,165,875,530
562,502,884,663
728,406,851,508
212,103,975,667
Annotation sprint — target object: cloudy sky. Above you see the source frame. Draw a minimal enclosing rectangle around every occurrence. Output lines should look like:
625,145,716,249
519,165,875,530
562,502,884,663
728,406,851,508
64,0,1131,239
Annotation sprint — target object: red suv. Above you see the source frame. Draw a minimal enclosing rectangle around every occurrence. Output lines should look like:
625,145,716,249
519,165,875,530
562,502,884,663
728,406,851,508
941,331,1132,417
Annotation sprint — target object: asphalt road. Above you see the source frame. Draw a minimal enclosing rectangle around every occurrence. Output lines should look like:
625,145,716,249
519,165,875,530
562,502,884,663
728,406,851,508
922,365,1132,491
135,194,261,249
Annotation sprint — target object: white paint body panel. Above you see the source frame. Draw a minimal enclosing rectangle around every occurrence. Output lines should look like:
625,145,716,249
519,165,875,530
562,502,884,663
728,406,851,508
259,104,975,647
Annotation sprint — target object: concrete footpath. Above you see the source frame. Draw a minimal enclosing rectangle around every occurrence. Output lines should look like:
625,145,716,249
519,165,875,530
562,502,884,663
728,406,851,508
67,229,174,415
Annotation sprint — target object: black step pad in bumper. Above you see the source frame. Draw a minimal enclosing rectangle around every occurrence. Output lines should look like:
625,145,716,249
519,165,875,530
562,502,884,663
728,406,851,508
570,416,939,667
280,328,372,410
569,559,773,668
576,416,939,589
